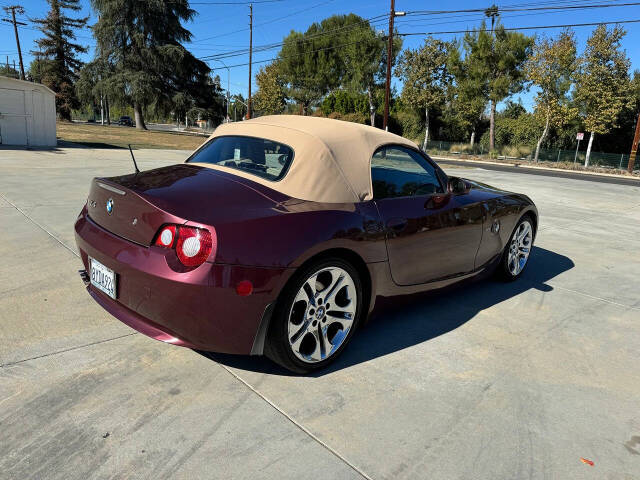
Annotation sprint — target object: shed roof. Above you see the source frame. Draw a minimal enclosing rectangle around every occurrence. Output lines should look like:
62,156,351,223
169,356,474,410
0,76,56,96
193,115,418,203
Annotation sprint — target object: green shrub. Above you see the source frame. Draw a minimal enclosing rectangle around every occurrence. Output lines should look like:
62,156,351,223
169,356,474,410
394,111,423,142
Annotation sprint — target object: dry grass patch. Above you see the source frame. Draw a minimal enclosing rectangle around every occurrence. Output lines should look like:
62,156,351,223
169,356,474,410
56,122,207,150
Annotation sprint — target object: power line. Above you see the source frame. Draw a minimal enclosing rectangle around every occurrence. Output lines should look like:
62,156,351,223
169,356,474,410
195,0,639,60
398,18,640,36
192,0,337,41
407,1,640,16
197,14,388,60
203,36,386,69
203,16,640,69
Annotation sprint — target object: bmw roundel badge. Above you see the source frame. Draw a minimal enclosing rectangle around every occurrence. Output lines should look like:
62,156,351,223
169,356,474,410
106,198,114,215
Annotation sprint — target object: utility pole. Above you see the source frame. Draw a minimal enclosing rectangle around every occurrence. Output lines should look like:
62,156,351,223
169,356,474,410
383,0,395,131
2,5,26,80
485,4,499,33
382,1,405,131
628,113,640,173
247,3,253,120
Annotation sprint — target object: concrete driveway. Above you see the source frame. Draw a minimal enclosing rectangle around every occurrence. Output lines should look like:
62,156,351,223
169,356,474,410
1,146,639,480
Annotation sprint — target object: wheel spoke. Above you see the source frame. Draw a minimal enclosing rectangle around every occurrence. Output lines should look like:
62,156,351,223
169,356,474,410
290,319,311,350
302,276,318,306
326,304,355,322
307,328,323,362
319,324,333,358
329,328,349,356
323,273,345,304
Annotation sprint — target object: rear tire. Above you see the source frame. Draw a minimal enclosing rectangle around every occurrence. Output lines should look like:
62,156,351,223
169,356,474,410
265,258,363,374
497,214,534,282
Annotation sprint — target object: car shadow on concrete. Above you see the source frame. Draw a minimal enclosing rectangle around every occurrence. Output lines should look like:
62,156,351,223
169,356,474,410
198,246,574,377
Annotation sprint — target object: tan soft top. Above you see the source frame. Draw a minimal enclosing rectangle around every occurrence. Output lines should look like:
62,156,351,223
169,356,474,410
191,115,418,203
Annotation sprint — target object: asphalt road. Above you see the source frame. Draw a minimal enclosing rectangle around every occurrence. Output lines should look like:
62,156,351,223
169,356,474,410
1,148,639,479
434,157,640,187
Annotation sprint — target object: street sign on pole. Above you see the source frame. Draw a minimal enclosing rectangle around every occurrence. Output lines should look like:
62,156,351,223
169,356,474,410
574,133,583,166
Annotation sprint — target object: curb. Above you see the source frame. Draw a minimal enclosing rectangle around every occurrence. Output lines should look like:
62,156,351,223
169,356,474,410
431,156,640,182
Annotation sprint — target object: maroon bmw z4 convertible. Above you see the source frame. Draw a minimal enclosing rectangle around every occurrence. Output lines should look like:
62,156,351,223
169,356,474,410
75,115,537,373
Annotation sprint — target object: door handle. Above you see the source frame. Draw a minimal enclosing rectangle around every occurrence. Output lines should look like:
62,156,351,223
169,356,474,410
386,217,408,232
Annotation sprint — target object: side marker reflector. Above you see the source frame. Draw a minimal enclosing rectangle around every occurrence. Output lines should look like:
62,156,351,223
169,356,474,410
236,280,253,296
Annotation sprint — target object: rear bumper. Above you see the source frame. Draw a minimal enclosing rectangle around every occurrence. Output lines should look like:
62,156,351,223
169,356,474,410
74,210,293,354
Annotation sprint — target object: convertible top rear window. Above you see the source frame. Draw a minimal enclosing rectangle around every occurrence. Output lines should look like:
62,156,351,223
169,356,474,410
187,135,294,181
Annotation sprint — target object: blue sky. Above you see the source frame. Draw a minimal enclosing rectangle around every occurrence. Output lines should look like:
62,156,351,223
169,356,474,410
2,0,640,111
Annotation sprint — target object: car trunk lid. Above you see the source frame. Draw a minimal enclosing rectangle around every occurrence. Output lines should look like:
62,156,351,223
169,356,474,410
86,164,283,245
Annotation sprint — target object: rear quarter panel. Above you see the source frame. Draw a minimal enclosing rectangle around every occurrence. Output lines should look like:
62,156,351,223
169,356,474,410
211,199,386,267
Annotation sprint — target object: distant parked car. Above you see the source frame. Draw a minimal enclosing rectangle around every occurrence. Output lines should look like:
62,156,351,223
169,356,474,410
118,116,133,127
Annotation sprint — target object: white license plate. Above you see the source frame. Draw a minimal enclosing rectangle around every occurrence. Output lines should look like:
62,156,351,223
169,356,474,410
90,257,117,299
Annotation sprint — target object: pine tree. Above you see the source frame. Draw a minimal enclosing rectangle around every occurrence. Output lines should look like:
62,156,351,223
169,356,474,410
91,0,218,130
32,0,88,121
460,21,532,152
574,25,633,167
448,40,488,148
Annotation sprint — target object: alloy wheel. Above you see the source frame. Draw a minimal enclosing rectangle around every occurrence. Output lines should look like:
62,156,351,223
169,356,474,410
287,266,357,363
507,219,533,276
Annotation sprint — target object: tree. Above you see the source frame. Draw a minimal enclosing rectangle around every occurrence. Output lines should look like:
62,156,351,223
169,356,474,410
396,37,454,149
230,94,247,121
91,0,219,129
0,64,19,79
32,0,88,120
340,14,401,126
278,27,336,114
76,58,114,124
448,40,488,147
461,21,532,151
27,57,53,84
253,62,286,116
631,70,640,113
526,30,577,162
574,25,633,166
277,14,401,119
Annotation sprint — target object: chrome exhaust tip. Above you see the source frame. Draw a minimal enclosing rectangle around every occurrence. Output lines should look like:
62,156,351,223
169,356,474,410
79,269,90,286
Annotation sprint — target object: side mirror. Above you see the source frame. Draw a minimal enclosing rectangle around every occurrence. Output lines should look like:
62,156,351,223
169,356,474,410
448,177,471,195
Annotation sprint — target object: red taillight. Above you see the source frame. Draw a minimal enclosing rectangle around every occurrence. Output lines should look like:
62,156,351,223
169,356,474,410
176,226,213,267
154,224,215,267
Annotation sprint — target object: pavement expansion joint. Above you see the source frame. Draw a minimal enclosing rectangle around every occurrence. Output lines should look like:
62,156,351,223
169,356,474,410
218,363,374,480
0,191,80,259
0,333,139,368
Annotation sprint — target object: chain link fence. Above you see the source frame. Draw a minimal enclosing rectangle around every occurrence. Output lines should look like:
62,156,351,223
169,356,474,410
423,140,638,171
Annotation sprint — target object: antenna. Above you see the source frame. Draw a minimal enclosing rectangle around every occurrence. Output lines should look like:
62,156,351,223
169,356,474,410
128,144,140,174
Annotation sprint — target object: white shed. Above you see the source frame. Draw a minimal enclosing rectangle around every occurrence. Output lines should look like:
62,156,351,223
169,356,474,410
0,76,56,147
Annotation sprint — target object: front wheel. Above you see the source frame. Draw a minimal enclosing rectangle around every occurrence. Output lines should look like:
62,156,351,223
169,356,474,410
265,258,363,373
497,215,534,281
